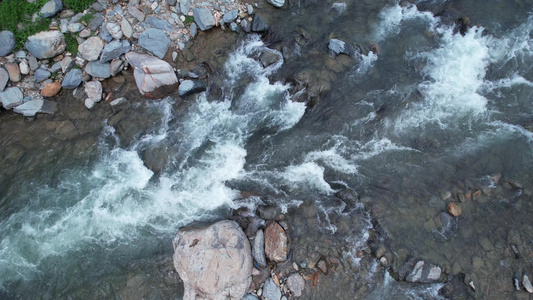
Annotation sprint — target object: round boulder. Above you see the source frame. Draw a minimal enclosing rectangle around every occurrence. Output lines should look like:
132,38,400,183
0,31,16,57
25,31,66,59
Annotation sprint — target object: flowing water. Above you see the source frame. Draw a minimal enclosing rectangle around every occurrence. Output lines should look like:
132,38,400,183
2,0,533,299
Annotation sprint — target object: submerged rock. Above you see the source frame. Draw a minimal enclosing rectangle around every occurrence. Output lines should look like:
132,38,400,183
125,52,179,99
172,220,252,300
400,258,443,283
252,14,270,32
178,79,206,97
328,38,355,57
264,221,288,262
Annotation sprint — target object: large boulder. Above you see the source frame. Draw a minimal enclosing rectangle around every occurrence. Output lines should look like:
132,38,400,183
193,8,216,31
25,31,66,59
125,52,179,99
78,36,104,61
138,28,170,59
173,220,253,300
0,31,16,57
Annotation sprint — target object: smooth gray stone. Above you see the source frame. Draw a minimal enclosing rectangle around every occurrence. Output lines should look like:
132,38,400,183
0,68,8,91
139,28,170,59
99,23,113,42
263,278,282,300
89,13,105,31
68,23,85,33
15,50,26,59
267,0,285,8
100,40,126,62
168,0,177,5
34,68,51,82
243,295,259,300
13,99,44,117
0,87,23,109
223,9,238,24
25,31,66,59
85,61,111,78
178,79,206,97
62,69,83,89
230,22,240,33
110,59,124,77
190,23,197,38
145,17,173,31
328,38,354,56
252,230,267,267
179,0,191,14
49,62,62,73
241,19,251,33
106,23,123,40
0,31,16,57
28,55,39,71
128,6,145,22
252,14,270,32
193,8,216,31
92,2,105,12
34,0,63,20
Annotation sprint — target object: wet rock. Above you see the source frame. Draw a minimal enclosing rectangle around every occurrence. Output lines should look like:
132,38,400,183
84,81,102,102
328,38,354,57
146,17,173,31
34,0,63,20
0,68,8,91
41,82,61,97
524,273,533,293
26,31,66,59
179,0,192,15
263,278,282,300
401,258,442,283
85,61,111,79
139,28,171,59
172,220,252,300
223,9,239,24
447,202,461,217
193,8,216,31
34,68,51,83
0,87,23,109
62,69,83,89
259,51,280,68
287,273,305,297
13,99,44,117
178,79,206,97
84,98,96,109
128,6,145,22
78,37,104,61
5,63,20,82
252,14,270,32
125,52,179,99
264,221,288,262
46,120,78,140
121,18,133,39
252,230,267,267
267,0,285,8
110,97,127,106
100,40,127,62
0,31,15,56
143,144,169,173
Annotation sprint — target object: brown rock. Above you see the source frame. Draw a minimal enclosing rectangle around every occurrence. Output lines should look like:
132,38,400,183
264,221,288,262
41,82,61,97
5,63,21,82
447,202,462,217
316,256,330,275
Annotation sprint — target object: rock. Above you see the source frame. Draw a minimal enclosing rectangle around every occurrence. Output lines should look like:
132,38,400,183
68,23,85,33
128,6,145,22
258,206,281,220
178,79,206,97
0,68,8,91
328,38,355,57
259,51,280,68
190,23,198,38
524,273,533,293
5,63,21,82
168,0,177,6
139,29,171,59
19,60,29,75
13,99,44,117
92,2,104,12
110,97,127,106
62,69,83,89
88,13,105,31
28,55,39,70
125,52,179,99
263,278,282,300
100,40,126,62
41,82,61,97
230,22,240,33
515,270,522,291
49,61,61,73
401,258,443,283
193,8,216,31
85,61,111,78
110,59,124,77
172,220,252,300
0,31,16,56
78,37,104,62
61,57,74,73
287,273,305,297
267,0,285,8
223,10,239,24
34,68,52,82
243,295,259,300
121,18,133,39
241,19,251,33
252,14,270,32
145,17,173,31
264,221,288,262
0,87,23,109
84,81,102,102
106,23,123,40
447,202,461,217
26,31,66,59
179,0,191,15
252,230,267,267
84,98,96,109
34,0,63,20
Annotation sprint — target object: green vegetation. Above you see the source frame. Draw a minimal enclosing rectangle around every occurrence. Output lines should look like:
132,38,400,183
184,15,195,26
0,0,52,50
64,33,79,56
63,0,94,13
80,12,95,24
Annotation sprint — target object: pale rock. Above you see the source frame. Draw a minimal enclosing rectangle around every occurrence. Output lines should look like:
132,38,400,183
0,87,24,109
0,31,16,56
61,57,75,73
110,59,124,77
68,23,85,33
524,273,533,293
78,37,104,61
107,23,123,40
287,273,305,297
25,31,66,59
263,278,282,300
110,97,127,106
121,18,133,39
126,52,178,99
13,99,44,116
267,0,285,8
179,0,191,15
19,60,30,75
84,98,96,109
85,61,111,78
128,6,145,22
78,28,91,38
84,81,103,102
252,230,267,267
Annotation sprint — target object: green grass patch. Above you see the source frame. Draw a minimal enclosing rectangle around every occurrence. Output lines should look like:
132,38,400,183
0,0,52,50
64,34,79,56
80,12,95,24
64,0,94,13
184,15,195,26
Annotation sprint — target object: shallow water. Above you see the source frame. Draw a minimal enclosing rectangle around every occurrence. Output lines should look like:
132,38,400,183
1,0,533,299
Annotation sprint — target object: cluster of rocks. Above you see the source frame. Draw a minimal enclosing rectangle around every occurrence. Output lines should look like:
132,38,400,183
0,0,285,118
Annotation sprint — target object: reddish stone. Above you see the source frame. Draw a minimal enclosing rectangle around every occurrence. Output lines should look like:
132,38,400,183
264,221,288,262
447,202,462,217
41,82,61,97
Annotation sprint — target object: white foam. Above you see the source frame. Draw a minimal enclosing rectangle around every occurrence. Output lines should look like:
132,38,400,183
282,162,335,194
373,3,436,42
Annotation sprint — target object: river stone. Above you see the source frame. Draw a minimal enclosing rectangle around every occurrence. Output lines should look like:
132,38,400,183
84,81,102,102
26,31,66,59
259,51,280,68
264,221,288,262
85,61,111,78
267,0,285,8
328,38,355,57
121,18,133,39
402,258,443,283
41,82,61,97
28,55,39,71
5,63,21,82
0,87,24,109
0,68,8,91
125,52,179,99
92,2,104,12
78,37,104,61
179,0,191,15
243,295,259,300
61,57,74,73
252,230,267,267
0,31,16,57
100,40,125,62
190,23,198,38
178,79,206,97
89,13,104,31
139,29,171,59
107,23,123,40
172,220,252,300
49,61,61,73
263,278,282,300
34,0,63,20
447,202,462,217
223,9,238,24
62,69,83,89
84,98,96,109
145,17,173,31
287,273,305,297
19,60,30,75
128,6,145,22
68,23,85,33
230,22,240,33
524,273,533,293
193,8,216,31
34,68,51,83
13,99,44,117
110,59,124,77
252,14,270,32
110,97,127,106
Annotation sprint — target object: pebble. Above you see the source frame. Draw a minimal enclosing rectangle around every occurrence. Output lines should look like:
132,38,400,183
19,60,30,75
107,23,123,40
34,69,52,83
5,63,21,82
0,68,8,91
79,28,91,38
447,202,461,217
41,82,62,97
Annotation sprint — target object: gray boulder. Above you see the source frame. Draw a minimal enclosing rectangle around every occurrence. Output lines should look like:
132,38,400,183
223,9,239,24
139,29,170,59
34,68,51,83
78,37,104,61
88,13,104,31
179,0,191,15
128,6,145,22
252,230,267,267
267,0,285,8
172,220,252,300
85,61,111,78
263,278,282,300
33,0,63,20
178,80,206,97
252,14,270,32
100,40,127,62
0,31,16,57
125,52,179,99
25,31,66,59
328,38,355,57
84,81,102,102
106,23,123,40
0,68,8,91
193,8,216,31
62,69,83,89
145,17,173,31
13,99,44,117
0,87,23,109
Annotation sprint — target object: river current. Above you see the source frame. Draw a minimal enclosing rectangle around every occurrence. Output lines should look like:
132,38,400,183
1,0,533,299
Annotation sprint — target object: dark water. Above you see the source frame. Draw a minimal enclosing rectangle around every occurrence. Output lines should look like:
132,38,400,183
1,0,533,299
